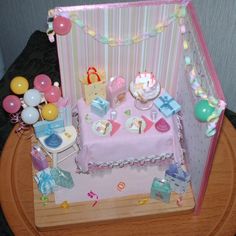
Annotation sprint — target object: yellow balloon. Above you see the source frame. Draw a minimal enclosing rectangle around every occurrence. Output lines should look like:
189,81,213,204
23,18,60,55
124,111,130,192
41,103,58,121
10,76,29,95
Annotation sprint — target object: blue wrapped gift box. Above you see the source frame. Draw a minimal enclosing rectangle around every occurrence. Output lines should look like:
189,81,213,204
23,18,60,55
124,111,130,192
91,96,110,117
150,177,171,203
154,92,181,117
33,117,65,138
165,163,191,194
34,167,56,195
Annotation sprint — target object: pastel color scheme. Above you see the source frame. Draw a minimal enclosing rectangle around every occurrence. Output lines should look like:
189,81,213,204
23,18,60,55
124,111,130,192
154,92,181,117
53,0,226,213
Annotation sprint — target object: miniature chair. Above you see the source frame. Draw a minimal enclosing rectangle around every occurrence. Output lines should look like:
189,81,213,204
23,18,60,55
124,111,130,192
38,125,79,167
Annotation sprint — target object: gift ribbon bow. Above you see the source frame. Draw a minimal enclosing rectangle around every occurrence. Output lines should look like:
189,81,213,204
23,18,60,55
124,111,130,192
159,96,174,111
38,171,55,195
92,97,107,110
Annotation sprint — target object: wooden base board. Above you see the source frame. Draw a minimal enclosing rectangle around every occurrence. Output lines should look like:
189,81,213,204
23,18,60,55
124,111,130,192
33,168,195,230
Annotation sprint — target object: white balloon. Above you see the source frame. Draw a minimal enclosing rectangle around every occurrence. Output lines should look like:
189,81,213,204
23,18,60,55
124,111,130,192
21,107,39,124
23,89,42,107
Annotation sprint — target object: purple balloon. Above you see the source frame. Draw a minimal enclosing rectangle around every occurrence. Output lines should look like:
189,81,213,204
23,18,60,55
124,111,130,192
3,95,21,114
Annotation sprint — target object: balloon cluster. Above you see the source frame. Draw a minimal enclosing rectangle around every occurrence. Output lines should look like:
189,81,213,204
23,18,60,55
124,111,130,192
2,74,61,125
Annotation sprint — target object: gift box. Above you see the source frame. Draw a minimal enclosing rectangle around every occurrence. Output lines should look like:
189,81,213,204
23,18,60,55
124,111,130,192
33,117,65,138
91,97,110,117
31,145,48,171
165,163,191,194
154,92,181,117
34,167,56,195
107,76,126,108
150,177,171,203
80,67,106,104
50,167,74,189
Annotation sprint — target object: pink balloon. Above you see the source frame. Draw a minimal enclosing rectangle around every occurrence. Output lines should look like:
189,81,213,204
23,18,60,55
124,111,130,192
53,16,72,35
34,74,52,92
3,95,21,114
44,86,61,103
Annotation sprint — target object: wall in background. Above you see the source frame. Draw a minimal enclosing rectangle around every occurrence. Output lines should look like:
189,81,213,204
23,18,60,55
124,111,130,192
0,0,235,111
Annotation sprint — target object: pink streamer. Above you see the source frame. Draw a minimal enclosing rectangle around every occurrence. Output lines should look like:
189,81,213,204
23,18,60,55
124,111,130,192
9,112,32,138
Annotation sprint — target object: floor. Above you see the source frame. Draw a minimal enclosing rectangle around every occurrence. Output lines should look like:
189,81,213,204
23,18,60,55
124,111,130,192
0,108,235,236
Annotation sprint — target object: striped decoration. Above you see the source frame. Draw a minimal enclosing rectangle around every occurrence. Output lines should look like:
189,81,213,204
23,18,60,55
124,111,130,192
55,2,183,106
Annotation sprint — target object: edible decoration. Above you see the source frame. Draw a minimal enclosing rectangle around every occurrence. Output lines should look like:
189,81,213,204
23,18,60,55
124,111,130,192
155,118,170,132
60,201,70,209
92,120,112,136
53,16,72,35
137,198,149,205
154,92,181,117
90,97,110,117
117,181,126,191
180,15,226,136
34,167,56,196
124,109,131,116
44,133,63,148
34,74,52,92
31,145,48,171
10,76,29,95
141,115,153,133
165,163,190,194
41,103,59,121
194,99,215,122
107,76,126,108
85,113,93,124
40,195,49,206
23,89,42,107
48,6,187,46
130,72,161,110
108,119,121,136
176,195,183,207
150,177,171,203
50,168,74,189
44,85,61,103
21,106,40,124
2,95,21,114
125,116,146,134
87,191,99,207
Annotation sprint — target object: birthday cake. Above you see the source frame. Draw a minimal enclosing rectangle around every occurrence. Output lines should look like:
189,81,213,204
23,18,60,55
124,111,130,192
129,72,161,102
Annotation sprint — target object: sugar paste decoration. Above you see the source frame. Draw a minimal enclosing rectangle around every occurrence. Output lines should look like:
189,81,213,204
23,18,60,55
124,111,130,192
2,74,64,139
87,191,99,207
117,181,126,191
60,200,70,209
47,5,188,46
180,12,226,136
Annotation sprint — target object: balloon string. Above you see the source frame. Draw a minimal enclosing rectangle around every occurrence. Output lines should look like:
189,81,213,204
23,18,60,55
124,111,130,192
9,112,33,139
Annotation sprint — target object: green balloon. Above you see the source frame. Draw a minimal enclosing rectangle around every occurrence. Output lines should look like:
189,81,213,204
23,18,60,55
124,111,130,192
194,100,215,122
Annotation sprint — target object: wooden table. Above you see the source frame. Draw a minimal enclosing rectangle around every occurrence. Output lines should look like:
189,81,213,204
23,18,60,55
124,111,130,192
0,117,236,236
